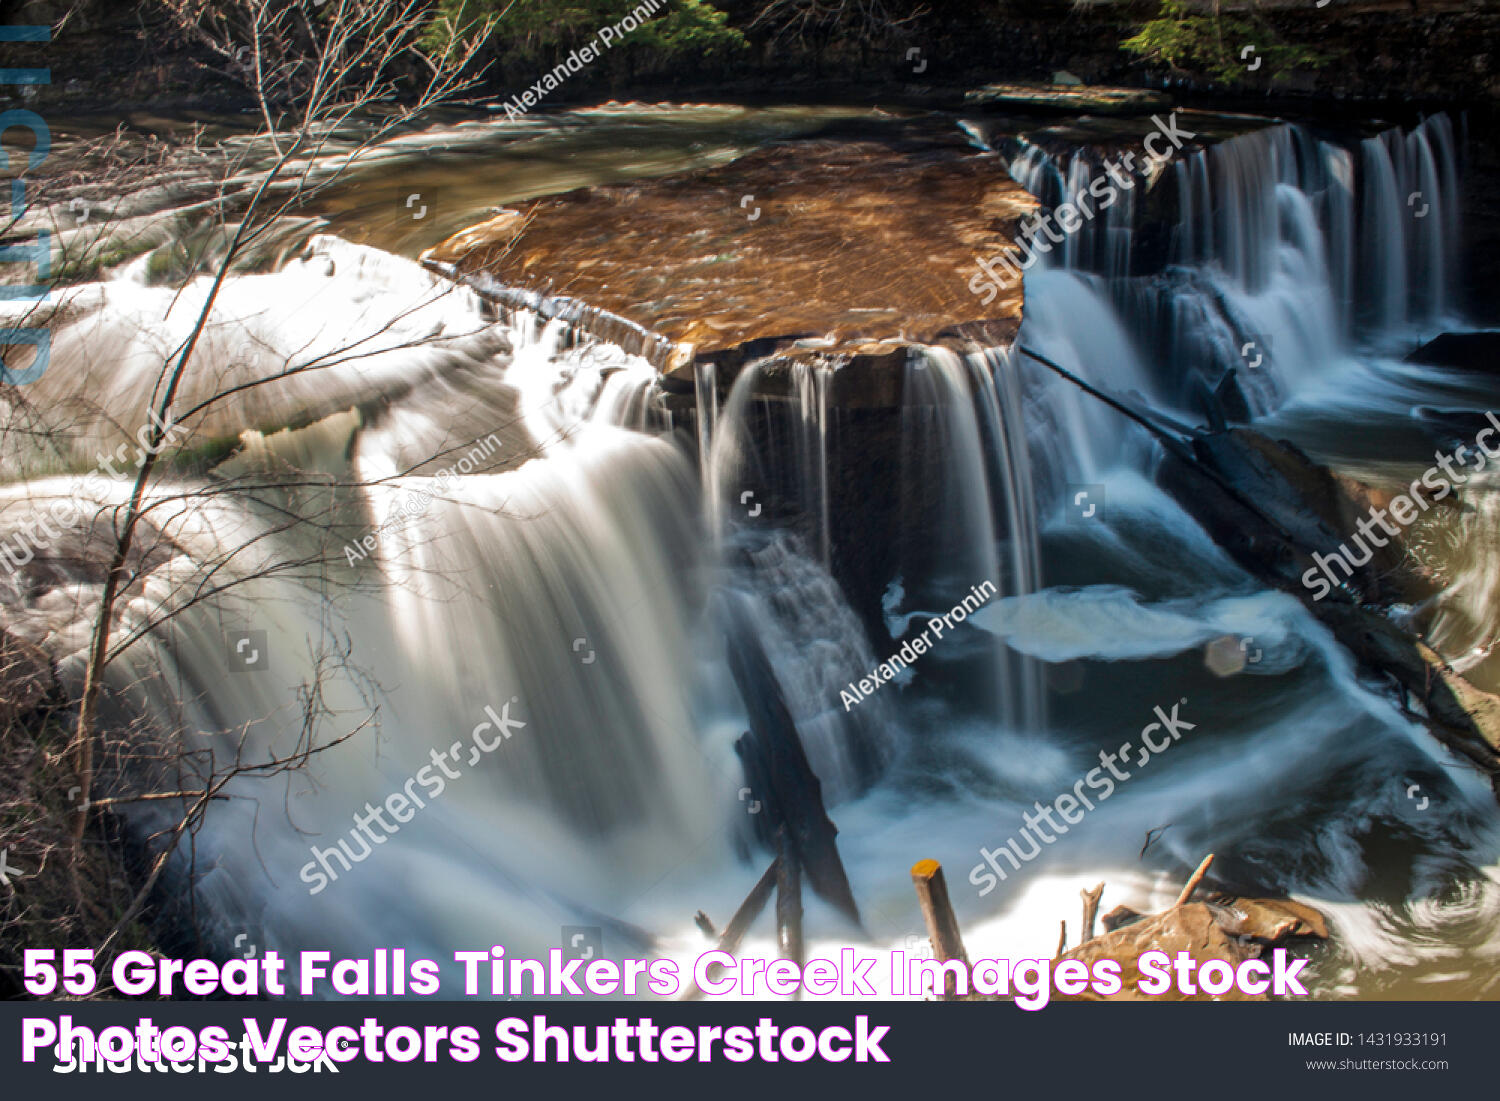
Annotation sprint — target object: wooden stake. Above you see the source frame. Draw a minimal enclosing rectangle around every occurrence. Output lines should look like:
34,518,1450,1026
1175,853,1215,908
1080,882,1104,942
910,859,969,999
776,827,804,998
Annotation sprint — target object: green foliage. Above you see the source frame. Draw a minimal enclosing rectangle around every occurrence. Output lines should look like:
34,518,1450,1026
424,0,745,60
625,0,745,55
1122,0,1329,84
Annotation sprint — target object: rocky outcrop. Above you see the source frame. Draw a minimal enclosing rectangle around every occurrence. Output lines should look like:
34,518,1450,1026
1158,427,1500,788
1054,858,1328,1002
1405,331,1500,371
425,116,1035,383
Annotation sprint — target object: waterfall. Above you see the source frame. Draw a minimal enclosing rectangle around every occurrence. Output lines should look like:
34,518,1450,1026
1005,139,1064,210
1360,133,1410,331
791,361,833,567
713,530,897,804
594,366,671,432
1015,269,1160,480
1352,116,1459,334
898,349,1046,731
1004,115,1463,431
5,106,1491,996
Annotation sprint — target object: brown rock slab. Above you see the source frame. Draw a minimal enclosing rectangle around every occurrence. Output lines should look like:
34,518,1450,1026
422,123,1036,371
963,82,1171,115
1210,895,1331,942
1059,902,1263,1002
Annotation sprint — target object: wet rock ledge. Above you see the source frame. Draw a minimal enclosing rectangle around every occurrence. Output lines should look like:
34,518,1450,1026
421,116,1036,389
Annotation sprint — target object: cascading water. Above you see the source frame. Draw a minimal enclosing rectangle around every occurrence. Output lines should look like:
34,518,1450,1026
1004,115,1462,432
895,349,1046,732
963,110,1499,997
5,106,1497,1000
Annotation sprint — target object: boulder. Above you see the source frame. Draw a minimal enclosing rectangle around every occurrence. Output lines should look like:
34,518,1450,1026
1403,331,1500,371
1157,426,1500,788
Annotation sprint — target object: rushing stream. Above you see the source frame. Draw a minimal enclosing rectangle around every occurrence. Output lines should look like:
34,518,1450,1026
8,104,1499,999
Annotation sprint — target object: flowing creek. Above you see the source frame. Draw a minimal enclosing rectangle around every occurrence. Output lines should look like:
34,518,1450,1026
8,102,1498,999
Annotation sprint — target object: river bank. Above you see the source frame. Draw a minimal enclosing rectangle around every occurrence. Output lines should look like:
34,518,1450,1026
11,0,1500,120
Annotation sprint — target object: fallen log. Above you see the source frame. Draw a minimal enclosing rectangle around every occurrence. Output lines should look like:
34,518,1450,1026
1014,347,1500,792
1156,427,1500,789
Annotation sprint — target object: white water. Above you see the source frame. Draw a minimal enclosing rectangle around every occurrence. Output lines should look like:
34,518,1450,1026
2,110,1497,999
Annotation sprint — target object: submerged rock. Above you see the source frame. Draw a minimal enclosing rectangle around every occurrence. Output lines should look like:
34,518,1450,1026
422,118,1036,383
1404,331,1500,371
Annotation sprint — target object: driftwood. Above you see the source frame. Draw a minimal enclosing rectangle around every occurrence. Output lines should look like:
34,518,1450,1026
1054,855,1329,1002
1174,853,1215,907
1080,882,1104,941
680,857,780,1001
905,854,1327,1003
910,859,968,999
